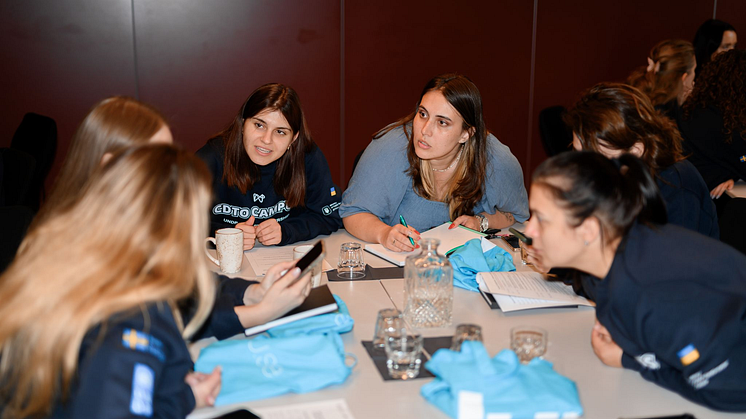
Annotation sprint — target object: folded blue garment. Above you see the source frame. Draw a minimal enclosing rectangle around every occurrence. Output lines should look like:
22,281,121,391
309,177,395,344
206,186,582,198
421,341,583,419
449,238,515,292
195,333,352,405
266,294,354,337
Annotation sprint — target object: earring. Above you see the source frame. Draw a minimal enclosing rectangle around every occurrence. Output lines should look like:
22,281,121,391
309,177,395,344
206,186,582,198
287,145,291,150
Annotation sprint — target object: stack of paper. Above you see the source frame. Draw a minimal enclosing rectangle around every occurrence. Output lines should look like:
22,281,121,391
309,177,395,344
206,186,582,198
364,222,485,266
477,271,593,312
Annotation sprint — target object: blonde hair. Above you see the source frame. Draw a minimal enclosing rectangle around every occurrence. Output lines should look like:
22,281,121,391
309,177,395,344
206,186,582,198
627,39,695,106
0,145,215,418
38,96,168,223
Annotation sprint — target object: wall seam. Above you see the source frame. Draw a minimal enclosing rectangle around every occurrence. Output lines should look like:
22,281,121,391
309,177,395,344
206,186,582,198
340,0,346,188
130,0,140,100
525,0,538,184
713,0,717,19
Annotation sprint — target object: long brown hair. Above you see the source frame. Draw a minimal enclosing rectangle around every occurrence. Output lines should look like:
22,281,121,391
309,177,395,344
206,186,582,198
216,83,313,208
0,145,215,419
627,39,695,106
683,49,746,143
39,96,168,222
374,73,488,220
565,83,683,176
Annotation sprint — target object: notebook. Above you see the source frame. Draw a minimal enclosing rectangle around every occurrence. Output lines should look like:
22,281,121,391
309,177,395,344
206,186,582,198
476,271,593,312
243,284,338,336
364,222,486,266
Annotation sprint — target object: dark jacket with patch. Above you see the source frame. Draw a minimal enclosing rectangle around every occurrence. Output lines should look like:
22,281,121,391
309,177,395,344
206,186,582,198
197,138,343,245
582,222,746,411
50,303,195,418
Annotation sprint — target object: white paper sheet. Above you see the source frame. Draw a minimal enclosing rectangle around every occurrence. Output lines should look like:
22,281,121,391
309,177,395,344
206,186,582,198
252,398,356,419
477,271,588,303
246,246,333,276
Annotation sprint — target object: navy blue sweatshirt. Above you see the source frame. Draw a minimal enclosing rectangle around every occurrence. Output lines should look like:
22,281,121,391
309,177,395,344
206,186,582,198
582,222,746,411
196,138,343,245
657,159,719,239
50,303,195,418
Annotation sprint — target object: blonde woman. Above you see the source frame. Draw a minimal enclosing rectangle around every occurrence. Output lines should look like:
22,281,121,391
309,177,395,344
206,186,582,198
0,145,309,418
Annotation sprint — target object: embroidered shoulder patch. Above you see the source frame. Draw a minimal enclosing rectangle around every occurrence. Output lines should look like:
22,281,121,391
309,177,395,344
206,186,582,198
122,329,165,362
130,363,154,417
330,187,337,196
634,353,661,370
677,344,700,366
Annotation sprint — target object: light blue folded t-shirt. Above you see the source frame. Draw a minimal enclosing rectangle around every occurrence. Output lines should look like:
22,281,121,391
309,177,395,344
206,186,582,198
449,238,515,292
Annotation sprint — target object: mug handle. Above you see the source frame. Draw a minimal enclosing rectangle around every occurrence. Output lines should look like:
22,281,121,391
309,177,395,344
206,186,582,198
204,237,220,266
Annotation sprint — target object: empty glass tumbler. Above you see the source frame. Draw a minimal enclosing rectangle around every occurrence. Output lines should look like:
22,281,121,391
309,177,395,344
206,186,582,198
403,238,453,328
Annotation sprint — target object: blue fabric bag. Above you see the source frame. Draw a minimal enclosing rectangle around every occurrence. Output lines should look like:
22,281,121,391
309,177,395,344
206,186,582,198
265,294,354,337
194,333,354,405
448,238,515,292
421,341,583,419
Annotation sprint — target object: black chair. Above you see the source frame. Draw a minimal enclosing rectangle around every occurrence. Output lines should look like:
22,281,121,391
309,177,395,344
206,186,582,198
0,206,35,273
1,148,36,207
538,106,573,157
11,113,57,211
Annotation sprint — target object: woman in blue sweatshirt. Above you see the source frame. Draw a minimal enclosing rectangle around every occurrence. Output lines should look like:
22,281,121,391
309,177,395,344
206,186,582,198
525,151,746,411
197,84,342,250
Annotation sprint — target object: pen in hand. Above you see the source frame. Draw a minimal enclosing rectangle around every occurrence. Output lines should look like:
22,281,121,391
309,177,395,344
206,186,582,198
399,215,416,247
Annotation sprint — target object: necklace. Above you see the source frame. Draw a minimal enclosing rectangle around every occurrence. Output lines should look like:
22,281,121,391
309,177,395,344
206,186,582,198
432,147,463,172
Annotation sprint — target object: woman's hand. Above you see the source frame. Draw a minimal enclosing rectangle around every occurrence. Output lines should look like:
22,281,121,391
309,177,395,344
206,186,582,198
235,215,257,250
450,215,481,231
591,320,623,368
186,366,222,409
256,262,312,320
710,179,734,199
256,218,282,246
381,224,420,252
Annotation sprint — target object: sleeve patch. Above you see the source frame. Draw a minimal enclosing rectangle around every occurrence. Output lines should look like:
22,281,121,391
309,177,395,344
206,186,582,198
330,187,337,196
677,344,700,366
122,329,165,362
130,363,154,417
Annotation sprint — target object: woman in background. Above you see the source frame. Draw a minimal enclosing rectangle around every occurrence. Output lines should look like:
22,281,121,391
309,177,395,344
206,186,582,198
198,83,342,250
341,73,528,251
525,151,746,411
693,19,738,78
627,39,696,120
567,83,717,238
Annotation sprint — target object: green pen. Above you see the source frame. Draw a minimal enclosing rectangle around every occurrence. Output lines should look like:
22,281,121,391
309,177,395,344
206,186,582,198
399,215,416,246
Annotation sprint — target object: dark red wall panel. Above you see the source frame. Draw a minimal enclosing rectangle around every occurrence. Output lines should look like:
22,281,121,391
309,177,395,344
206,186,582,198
715,0,746,43
0,1,137,190
343,0,534,186
529,0,715,178
133,0,342,182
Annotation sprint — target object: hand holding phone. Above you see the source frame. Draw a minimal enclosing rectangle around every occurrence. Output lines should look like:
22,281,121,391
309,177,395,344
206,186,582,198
294,240,325,280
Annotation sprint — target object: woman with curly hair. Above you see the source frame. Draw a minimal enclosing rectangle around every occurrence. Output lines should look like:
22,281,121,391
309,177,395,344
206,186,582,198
680,49,746,199
627,39,696,120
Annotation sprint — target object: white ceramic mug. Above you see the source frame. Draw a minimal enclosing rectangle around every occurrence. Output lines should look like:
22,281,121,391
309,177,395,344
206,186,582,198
204,228,243,274
293,244,323,287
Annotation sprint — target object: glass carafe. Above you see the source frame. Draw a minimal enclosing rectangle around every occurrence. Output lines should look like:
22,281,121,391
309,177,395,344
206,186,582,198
403,238,453,328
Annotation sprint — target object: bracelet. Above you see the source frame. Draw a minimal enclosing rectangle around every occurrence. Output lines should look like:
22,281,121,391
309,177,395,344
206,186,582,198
474,214,489,233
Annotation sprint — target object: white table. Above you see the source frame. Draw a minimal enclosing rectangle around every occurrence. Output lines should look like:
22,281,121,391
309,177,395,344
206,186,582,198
191,230,743,419
727,180,746,199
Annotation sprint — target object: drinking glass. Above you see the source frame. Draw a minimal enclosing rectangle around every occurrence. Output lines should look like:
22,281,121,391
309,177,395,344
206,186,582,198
450,324,483,351
338,242,365,279
384,333,424,379
373,308,404,349
511,326,548,364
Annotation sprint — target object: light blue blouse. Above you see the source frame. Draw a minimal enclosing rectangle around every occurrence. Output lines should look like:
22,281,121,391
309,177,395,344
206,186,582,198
340,126,529,232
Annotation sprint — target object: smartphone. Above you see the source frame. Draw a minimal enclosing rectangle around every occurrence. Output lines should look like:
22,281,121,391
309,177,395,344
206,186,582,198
294,239,325,278
501,235,521,251
216,409,261,419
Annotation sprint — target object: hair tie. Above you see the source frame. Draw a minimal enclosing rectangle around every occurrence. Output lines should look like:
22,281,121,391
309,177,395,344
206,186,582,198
646,57,660,74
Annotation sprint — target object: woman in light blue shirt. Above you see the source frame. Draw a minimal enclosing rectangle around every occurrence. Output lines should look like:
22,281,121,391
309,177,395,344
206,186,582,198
340,74,528,252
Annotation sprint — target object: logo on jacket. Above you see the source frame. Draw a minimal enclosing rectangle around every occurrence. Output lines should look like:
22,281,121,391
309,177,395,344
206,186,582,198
213,202,289,220
122,329,165,362
634,353,661,370
740,155,746,163
678,344,700,366
253,193,266,203
322,201,341,216
330,187,336,196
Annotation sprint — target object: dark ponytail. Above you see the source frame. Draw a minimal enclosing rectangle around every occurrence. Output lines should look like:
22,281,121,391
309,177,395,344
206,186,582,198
533,151,666,243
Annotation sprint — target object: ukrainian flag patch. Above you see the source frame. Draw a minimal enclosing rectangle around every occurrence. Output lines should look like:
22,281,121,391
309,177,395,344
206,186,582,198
678,344,700,366
330,187,336,196
122,329,165,362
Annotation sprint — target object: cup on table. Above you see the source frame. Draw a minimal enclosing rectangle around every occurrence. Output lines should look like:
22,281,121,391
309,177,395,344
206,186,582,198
338,242,365,279
293,244,323,287
450,324,483,352
204,228,243,274
373,308,404,349
384,333,424,380
511,326,547,364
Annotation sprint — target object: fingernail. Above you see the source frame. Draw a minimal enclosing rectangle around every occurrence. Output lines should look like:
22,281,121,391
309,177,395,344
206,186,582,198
448,224,455,229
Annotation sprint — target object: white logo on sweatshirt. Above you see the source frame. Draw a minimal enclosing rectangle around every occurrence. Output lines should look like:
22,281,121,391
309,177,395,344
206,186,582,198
253,193,266,203
635,353,661,370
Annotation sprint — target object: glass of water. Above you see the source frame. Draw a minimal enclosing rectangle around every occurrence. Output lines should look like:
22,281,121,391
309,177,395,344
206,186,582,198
384,333,424,380
450,324,483,351
372,308,404,349
511,326,547,364
338,242,365,279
